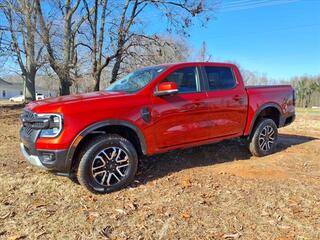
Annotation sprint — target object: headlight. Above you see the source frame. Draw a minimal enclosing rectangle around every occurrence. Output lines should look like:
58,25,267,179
37,113,63,138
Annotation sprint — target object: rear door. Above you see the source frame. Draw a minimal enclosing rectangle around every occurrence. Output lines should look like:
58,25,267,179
202,65,248,137
151,66,211,148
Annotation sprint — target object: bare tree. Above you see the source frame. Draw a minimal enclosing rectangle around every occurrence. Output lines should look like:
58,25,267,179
82,0,113,91
35,0,88,95
198,41,211,61
293,76,320,108
119,35,191,74
109,0,213,84
0,0,44,102
80,0,214,91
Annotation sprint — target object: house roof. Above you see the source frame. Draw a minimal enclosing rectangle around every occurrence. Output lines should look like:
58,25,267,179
0,78,23,90
0,77,48,91
0,78,11,86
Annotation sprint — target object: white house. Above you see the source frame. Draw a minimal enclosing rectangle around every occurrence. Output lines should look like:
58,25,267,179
0,78,23,99
0,78,55,99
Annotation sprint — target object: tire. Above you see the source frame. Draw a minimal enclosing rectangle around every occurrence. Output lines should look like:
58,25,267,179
77,134,138,194
249,118,278,157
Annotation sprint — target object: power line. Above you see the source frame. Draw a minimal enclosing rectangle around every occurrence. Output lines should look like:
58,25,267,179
222,0,298,8
222,0,297,7
208,23,320,40
219,0,300,12
222,0,297,11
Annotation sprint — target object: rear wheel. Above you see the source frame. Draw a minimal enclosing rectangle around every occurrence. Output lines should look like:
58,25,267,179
249,118,278,157
77,134,138,194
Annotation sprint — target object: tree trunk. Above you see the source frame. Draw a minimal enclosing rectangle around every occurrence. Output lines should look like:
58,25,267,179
93,73,100,91
24,68,36,102
59,71,71,95
110,55,122,84
60,80,71,95
35,0,77,96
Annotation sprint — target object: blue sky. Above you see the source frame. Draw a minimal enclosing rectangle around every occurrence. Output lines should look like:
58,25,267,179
187,0,320,79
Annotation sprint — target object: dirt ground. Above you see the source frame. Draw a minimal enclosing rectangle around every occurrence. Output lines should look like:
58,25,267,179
0,105,319,240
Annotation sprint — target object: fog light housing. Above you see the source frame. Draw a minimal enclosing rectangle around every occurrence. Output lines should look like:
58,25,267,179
40,152,55,163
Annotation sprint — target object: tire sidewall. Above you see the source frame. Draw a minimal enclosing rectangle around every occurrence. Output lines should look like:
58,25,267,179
251,119,278,157
79,136,138,194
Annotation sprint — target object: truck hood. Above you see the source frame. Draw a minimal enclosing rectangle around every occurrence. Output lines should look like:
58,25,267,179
27,91,129,113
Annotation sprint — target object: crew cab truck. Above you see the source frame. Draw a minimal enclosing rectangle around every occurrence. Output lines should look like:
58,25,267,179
20,62,295,194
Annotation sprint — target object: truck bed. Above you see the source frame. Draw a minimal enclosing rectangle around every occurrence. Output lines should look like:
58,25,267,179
243,84,295,135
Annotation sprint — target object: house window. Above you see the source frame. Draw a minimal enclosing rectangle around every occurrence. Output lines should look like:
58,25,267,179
20,91,23,95
2,90,5,97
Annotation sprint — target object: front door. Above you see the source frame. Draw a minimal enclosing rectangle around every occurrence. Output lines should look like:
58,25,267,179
151,66,211,148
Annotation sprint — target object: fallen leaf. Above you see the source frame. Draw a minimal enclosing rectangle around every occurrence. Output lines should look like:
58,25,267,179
115,208,126,214
86,211,99,223
0,211,11,219
180,177,192,188
128,202,138,210
100,225,113,238
7,235,27,240
223,232,242,239
181,212,191,220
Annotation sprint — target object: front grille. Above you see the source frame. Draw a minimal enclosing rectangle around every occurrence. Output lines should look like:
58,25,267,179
21,110,37,136
25,127,33,135
21,110,37,120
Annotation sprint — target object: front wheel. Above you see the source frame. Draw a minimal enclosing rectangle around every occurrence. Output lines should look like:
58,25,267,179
77,134,138,194
249,118,278,157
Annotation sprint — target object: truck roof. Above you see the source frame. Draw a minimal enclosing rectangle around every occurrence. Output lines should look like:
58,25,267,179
149,61,238,69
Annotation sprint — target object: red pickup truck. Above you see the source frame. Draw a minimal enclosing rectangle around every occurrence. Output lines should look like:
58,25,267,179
20,62,295,193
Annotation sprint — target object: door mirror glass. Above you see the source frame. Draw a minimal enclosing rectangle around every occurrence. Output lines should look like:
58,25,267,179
154,82,178,96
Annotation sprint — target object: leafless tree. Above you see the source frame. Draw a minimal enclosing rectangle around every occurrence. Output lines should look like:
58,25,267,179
2,0,215,95
198,41,211,61
119,35,191,74
0,0,44,102
81,0,111,91
34,0,89,95
80,0,215,91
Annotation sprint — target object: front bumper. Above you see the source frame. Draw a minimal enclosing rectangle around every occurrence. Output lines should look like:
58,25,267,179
20,127,69,174
20,143,48,169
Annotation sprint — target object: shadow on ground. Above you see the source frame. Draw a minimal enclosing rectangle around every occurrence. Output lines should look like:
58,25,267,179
135,133,318,185
0,103,25,110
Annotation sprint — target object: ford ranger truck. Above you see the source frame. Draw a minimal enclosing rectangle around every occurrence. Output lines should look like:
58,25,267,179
20,62,295,194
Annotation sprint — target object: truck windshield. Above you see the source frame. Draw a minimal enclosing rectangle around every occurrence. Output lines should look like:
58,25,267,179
105,66,167,93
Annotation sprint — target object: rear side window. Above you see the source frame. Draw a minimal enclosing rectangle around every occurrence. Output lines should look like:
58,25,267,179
204,67,236,90
164,67,198,93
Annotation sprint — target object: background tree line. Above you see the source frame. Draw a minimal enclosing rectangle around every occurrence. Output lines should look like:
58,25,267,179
242,69,320,108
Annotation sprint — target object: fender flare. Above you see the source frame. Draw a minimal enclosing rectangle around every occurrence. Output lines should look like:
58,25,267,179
65,120,147,172
248,102,282,136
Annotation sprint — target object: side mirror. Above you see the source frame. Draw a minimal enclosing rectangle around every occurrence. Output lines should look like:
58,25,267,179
154,82,178,96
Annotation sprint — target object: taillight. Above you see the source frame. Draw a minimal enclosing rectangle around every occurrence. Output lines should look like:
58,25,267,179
293,89,296,106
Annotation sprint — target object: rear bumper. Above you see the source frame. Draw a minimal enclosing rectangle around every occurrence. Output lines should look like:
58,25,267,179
279,113,295,128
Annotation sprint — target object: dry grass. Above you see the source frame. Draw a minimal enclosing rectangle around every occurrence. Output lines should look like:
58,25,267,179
0,106,319,239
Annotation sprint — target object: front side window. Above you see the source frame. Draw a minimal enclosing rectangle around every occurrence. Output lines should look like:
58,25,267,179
105,66,167,93
163,67,199,93
204,66,236,90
